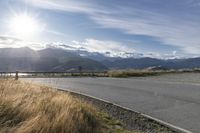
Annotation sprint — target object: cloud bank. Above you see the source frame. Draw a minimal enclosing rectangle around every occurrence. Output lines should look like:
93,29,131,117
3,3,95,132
0,36,179,59
0,36,45,49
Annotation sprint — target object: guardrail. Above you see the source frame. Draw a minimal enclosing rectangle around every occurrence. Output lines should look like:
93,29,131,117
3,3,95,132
0,71,109,80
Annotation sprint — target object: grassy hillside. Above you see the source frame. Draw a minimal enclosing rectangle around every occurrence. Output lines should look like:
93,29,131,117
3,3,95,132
0,80,134,133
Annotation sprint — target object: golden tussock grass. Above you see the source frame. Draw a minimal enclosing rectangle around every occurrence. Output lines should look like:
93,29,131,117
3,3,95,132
0,79,101,133
108,70,162,78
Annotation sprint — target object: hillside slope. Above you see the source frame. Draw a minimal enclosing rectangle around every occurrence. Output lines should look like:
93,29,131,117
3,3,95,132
0,47,107,72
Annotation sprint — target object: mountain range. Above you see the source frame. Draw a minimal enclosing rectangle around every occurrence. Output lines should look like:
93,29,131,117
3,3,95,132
0,47,107,72
0,47,200,72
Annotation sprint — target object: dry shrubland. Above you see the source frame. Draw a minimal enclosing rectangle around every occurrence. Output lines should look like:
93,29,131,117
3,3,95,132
0,80,102,133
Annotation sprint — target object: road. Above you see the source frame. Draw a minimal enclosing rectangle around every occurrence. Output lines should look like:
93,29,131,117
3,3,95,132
23,73,200,133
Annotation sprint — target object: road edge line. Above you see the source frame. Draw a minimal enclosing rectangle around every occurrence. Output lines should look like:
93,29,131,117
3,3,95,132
56,87,193,133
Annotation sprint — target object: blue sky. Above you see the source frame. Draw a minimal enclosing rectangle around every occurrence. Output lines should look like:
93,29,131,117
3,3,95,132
0,0,200,58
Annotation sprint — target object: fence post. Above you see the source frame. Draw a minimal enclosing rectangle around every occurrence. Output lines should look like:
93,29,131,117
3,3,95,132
78,66,82,77
15,71,19,80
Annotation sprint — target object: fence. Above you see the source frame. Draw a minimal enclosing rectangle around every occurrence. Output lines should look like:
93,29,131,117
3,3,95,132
0,71,109,80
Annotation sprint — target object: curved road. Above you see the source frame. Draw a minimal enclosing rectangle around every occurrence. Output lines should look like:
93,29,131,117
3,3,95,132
23,73,200,133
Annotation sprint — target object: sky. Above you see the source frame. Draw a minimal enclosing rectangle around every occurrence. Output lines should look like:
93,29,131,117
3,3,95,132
0,0,200,58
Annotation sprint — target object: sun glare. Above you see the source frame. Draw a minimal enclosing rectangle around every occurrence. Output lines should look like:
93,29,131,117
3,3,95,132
9,14,39,37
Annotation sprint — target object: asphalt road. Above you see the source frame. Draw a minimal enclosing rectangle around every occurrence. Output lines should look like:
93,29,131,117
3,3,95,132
23,73,200,133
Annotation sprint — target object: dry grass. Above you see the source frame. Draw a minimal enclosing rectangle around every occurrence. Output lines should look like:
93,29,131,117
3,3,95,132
0,79,102,133
108,70,164,78
108,69,200,78
0,79,140,133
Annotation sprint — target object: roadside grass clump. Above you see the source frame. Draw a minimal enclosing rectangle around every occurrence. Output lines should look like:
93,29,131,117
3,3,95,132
0,79,136,133
108,70,163,78
0,79,102,133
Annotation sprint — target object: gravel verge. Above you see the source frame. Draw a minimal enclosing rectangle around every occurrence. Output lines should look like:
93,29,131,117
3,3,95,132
57,89,191,133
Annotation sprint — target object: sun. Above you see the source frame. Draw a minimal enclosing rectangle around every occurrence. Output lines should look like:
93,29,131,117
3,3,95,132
9,14,39,38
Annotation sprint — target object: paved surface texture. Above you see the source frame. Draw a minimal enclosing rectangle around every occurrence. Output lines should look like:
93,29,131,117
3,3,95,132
23,73,200,133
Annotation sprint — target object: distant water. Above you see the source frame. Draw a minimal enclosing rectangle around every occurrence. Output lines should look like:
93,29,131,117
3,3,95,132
0,73,31,77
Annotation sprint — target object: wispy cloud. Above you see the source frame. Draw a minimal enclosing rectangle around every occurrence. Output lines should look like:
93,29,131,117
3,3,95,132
22,0,108,14
22,0,200,55
46,30,67,37
90,9,200,54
